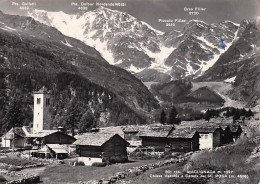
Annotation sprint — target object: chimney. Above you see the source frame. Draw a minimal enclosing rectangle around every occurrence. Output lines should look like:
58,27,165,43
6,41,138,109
57,126,64,132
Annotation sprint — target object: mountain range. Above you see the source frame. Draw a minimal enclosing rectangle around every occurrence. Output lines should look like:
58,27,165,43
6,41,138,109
29,7,242,82
28,7,260,110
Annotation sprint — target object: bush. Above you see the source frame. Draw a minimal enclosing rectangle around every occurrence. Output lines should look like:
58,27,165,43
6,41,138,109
108,156,128,164
75,161,85,166
91,162,107,167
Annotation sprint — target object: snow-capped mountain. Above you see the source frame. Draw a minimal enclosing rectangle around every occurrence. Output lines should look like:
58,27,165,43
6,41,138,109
28,7,171,72
162,20,240,79
28,7,240,82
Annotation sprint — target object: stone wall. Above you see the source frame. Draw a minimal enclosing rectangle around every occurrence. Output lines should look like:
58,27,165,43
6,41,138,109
78,152,194,184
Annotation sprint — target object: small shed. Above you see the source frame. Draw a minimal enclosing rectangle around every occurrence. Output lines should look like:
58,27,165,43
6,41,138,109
46,144,69,159
167,128,200,152
74,133,129,165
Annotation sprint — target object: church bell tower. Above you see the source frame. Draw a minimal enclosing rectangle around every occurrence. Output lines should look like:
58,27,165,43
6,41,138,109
33,86,52,133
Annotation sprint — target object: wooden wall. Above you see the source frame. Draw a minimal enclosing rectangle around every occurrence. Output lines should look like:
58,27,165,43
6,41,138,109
141,137,168,148
77,145,102,158
44,132,76,145
191,132,200,151
213,129,222,147
102,135,128,162
170,139,192,152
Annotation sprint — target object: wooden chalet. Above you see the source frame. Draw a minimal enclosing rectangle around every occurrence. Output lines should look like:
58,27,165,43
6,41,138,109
138,125,175,151
73,133,129,165
167,128,200,152
137,125,200,152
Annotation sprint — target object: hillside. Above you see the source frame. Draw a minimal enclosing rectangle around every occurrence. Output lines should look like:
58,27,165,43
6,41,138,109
197,20,260,108
0,11,159,133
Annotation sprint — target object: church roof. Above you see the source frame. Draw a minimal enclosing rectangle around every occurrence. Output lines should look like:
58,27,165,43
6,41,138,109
34,86,50,94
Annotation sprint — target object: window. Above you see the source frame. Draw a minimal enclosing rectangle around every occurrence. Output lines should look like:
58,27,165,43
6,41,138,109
205,134,208,139
37,98,41,104
46,98,50,106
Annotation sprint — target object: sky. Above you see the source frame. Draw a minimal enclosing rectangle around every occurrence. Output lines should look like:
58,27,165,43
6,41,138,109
0,0,260,32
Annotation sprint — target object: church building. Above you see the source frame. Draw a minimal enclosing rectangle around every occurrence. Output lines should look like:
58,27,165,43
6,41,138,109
1,87,76,158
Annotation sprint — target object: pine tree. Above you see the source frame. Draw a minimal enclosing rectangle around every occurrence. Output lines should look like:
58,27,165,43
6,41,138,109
233,108,240,121
204,109,211,122
168,106,179,124
241,108,247,116
62,99,80,136
226,108,231,117
3,100,23,131
159,109,167,124
246,109,253,117
78,111,96,133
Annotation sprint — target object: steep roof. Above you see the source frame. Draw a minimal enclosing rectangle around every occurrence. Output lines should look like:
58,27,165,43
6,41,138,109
73,133,128,146
195,127,220,133
26,130,59,138
4,127,26,139
33,86,50,94
138,130,170,137
137,125,174,137
46,144,68,154
167,128,198,139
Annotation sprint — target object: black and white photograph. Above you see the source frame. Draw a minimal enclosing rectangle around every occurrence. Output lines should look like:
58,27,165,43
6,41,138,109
0,0,259,183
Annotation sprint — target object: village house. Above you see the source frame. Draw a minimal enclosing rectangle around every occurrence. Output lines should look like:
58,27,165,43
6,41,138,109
1,126,31,149
137,125,175,151
1,87,76,159
74,133,129,166
179,119,243,147
137,125,199,152
194,127,222,150
167,128,200,152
